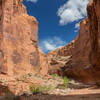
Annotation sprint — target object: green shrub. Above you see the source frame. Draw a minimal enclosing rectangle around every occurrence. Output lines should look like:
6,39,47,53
38,86,51,93
63,76,69,88
29,85,40,94
29,84,50,94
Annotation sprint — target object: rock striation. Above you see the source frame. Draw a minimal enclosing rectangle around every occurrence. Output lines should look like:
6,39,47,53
66,0,100,83
47,0,100,83
87,0,100,72
47,41,74,75
0,0,48,76
47,40,74,57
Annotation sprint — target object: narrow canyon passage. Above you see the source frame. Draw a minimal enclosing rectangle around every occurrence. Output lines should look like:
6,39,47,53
0,0,100,100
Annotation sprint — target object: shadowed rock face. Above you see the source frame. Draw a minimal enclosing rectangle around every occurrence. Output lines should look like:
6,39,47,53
87,0,100,69
47,0,100,83
0,0,48,76
66,0,100,83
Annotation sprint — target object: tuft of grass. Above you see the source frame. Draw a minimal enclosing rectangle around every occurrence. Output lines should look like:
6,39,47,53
63,76,69,88
56,76,69,89
29,85,40,94
29,84,50,94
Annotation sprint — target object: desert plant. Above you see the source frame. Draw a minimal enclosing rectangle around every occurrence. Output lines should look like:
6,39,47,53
63,76,69,88
29,85,40,94
29,84,50,94
38,86,51,93
57,77,69,89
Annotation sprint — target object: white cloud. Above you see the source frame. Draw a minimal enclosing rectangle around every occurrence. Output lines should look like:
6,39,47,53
74,22,80,32
75,23,80,29
39,37,67,53
26,0,38,3
57,0,89,25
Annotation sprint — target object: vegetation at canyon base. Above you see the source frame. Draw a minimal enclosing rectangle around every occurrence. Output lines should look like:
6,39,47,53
29,84,51,94
63,76,69,88
29,74,69,94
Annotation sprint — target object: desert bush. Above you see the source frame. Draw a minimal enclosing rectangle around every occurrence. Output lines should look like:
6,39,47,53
63,76,69,88
29,84,50,94
29,85,40,94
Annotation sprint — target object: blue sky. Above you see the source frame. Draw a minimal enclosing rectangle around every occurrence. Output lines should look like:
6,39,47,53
23,0,89,54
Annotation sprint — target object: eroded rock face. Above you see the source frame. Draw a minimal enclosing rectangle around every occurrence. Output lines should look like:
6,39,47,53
62,0,100,83
0,0,48,76
47,41,74,75
87,0,100,70
63,19,93,82
47,0,100,83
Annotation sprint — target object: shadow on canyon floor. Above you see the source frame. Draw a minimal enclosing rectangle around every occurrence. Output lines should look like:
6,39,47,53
14,93,100,100
0,85,100,100
0,84,15,100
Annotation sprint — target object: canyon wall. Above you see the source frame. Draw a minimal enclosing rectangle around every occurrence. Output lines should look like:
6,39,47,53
48,0,100,83
87,0,100,72
67,0,100,83
47,40,74,57
0,0,48,76
47,41,74,75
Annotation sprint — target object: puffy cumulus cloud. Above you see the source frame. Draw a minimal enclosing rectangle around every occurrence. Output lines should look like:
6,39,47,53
39,37,67,53
26,0,38,3
57,0,89,25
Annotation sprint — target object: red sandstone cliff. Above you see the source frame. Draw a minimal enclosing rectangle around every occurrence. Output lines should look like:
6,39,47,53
0,0,48,76
47,0,100,83
67,0,100,83
87,0,100,70
47,41,74,75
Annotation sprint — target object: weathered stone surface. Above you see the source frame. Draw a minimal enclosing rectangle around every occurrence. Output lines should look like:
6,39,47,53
87,0,100,70
0,0,48,76
47,41,74,75
47,40,74,57
63,19,93,82
62,0,100,83
47,0,100,83
63,0,100,82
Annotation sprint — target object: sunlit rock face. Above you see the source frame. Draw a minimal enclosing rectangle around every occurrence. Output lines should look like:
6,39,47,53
47,41,75,75
0,0,48,76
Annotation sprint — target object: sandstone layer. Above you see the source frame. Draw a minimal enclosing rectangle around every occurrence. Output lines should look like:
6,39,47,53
0,0,48,76
48,0,100,83
47,41,74,75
